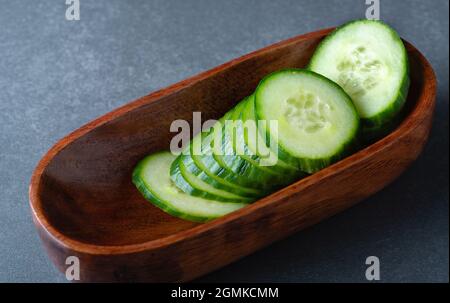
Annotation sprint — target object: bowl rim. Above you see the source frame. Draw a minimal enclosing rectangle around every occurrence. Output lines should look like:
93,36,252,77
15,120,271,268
29,27,437,256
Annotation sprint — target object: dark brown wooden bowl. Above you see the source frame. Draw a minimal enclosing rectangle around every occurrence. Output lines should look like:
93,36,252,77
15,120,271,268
29,27,436,282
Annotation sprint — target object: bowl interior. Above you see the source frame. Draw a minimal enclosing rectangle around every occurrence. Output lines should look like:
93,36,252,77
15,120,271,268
36,35,425,246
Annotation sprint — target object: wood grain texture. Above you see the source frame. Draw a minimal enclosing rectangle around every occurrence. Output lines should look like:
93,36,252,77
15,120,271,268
29,27,436,282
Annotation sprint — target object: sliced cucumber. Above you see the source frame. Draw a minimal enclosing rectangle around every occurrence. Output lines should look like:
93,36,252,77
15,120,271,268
170,156,253,203
255,69,359,173
179,131,263,198
216,100,252,174
240,94,302,175
218,97,299,189
134,20,410,224
308,20,409,137
132,152,248,223
205,121,273,194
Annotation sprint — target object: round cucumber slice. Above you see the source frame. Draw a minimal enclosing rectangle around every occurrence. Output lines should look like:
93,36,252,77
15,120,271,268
308,20,409,137
201,115,272,194
170,156,253,203
239,94,303,175
132,152,247,223
218,97,299,189
255,69,360,173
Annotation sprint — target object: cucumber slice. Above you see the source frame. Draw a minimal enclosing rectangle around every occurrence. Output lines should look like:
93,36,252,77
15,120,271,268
203,113,272,193
170,156,253,203
132,152,248,223
218,98,298,189
179,131,263,198
216,100,252,174
308,20,409,136
255,69,359,173
240,94,302,174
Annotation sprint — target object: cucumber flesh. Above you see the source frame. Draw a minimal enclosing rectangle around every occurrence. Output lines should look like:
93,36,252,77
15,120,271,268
133,152,248,223
308,20,409,135
255,69,360,173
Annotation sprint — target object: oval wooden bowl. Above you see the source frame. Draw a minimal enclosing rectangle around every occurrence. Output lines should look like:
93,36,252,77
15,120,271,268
29,27,436,282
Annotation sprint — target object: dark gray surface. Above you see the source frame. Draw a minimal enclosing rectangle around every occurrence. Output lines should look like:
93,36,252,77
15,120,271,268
0,0,448,283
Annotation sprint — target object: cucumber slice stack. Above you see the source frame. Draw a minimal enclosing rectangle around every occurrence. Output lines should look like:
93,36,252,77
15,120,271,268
133,20,409,222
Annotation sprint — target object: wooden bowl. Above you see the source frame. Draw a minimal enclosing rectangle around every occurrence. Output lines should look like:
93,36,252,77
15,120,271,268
29,27,436,282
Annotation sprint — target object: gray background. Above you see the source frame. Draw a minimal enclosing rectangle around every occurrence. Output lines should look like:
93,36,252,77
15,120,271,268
0,0,448,283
